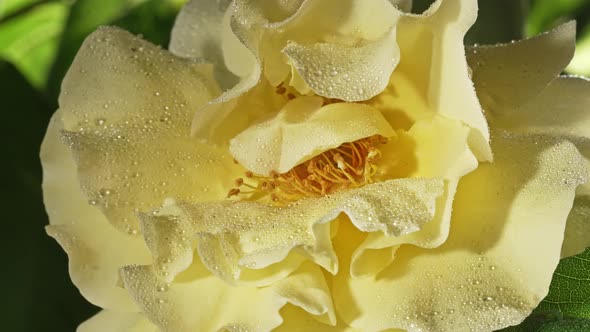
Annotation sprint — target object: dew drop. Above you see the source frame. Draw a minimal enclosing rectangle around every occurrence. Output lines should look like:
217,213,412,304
99,188,112,197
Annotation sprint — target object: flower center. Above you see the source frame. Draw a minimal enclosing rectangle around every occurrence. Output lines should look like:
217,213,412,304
227,135,388,204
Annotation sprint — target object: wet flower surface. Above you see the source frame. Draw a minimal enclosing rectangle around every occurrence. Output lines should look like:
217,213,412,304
41,0,590,331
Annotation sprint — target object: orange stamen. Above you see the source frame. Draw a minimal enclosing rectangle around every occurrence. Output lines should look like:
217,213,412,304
227,135,388,204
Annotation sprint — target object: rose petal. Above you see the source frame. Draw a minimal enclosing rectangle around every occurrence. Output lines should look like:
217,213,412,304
139,178,443,285
391,0,412,13
488,76,590,140
170,0,302,82
562,196,590,258
485,76,590,257
350,180,458,278
230,97,396,175
350,116,478,277
277,305,364,331
405,117,478,179
41,112,151,312
120,261,334,331
466,21,576,113
262,0,401,88
58,27,241,233
364,70,432,132
396,0,492,162
333,131,586,331
78,310,158,332
191,78,284,144
188,0,306,144
568,195,589,257
169,0,228,60
169,0,246,89
282,0,399,40
379,115,478,179
283,27,400,101
191,0,404,142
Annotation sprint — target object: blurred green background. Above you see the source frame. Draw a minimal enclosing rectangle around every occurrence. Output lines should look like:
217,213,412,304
1,0,589,331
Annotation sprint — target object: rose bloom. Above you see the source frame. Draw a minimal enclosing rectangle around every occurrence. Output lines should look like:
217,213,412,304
41,0,590,331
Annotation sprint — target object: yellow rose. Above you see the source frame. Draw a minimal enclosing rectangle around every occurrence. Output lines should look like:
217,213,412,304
41,0,590,331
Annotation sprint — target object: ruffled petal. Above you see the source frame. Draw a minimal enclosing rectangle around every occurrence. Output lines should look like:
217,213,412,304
230,96,396,175
379,114,478,179
467,22,576,113
187,0,306,142
58,27,241,233
283,26,400,101
350,180,458,278
488,76,590,139
77,310,158,332
228,0,305,82
351,116,478,277
277,305,364,331
191,0,402,142
390,0,412,13
169,0,245,88
485,76,590,256
169,0,228,59
191,78,284,144
41,112,151,312
120,261,334,331
262,0,401,88
333,131,586,332
138,178,443,285
280,0,398,40
396,0,492,161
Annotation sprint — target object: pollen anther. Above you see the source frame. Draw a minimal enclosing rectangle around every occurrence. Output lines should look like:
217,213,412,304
228,135,388,204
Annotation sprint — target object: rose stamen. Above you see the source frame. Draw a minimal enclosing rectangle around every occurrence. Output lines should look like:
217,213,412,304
227,135,388,204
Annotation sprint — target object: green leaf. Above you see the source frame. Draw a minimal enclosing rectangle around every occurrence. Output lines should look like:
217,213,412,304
0,0,42,19
500,248,590,331
536,248,590,318
0,60,98,331
566,23,590,75
0,1,67,88
502,312,590,332
526,0,587,36
525,0,590,79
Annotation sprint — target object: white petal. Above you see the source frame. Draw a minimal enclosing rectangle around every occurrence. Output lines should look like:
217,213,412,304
120,262,334,331
333,131,586,331
397,0,491,161
138,178,443,285
58,27,240,233
77,310,158,332
230,97,395,175
467,22,576,112
42,112,151,312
